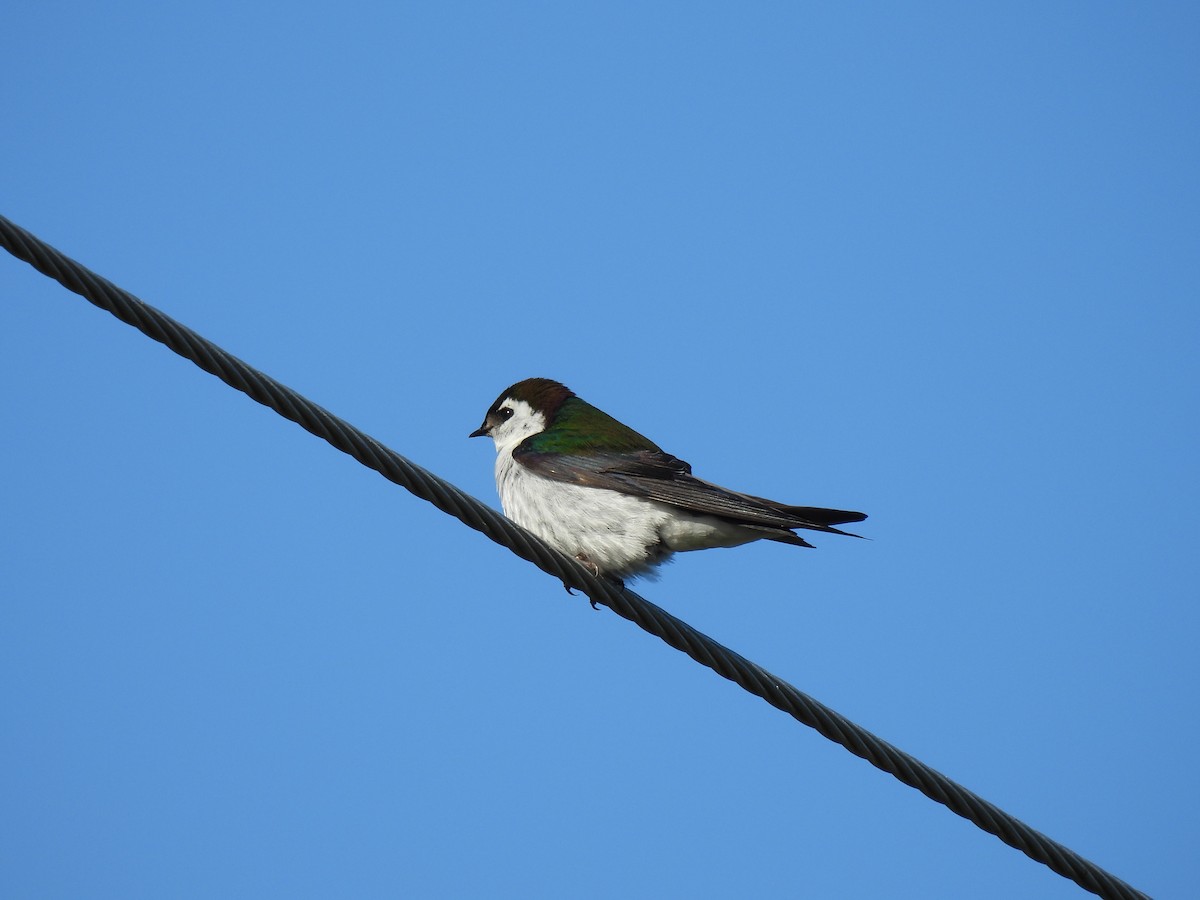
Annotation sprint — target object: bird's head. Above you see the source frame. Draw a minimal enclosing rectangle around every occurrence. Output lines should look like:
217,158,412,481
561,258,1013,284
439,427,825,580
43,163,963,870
469,378,575,453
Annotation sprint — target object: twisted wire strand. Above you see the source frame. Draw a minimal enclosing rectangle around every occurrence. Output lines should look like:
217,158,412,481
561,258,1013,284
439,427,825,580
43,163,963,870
0,214,1148,900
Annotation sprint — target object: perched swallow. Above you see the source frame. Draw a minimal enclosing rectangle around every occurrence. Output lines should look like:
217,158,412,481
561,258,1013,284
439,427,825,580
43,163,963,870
470,378,866,582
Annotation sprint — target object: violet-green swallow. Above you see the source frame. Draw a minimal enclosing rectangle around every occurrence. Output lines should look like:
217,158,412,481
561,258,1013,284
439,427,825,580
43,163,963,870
470,378,866,581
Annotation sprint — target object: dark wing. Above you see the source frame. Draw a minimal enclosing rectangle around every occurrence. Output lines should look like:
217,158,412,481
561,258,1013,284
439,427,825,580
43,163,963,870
514,445,866,540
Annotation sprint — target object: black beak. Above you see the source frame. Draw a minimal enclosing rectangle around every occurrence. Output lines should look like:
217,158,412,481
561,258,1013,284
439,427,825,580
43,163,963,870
469,425,489,438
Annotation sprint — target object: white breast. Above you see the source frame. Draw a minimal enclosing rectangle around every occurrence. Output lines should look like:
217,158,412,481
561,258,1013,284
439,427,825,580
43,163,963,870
495,447,674,578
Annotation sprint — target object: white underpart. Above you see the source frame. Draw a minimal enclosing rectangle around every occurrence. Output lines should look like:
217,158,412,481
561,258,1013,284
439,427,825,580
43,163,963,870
487,399,762,579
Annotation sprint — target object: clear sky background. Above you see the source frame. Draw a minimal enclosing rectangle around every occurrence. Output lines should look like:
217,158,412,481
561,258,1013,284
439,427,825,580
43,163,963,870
2,4,1196,898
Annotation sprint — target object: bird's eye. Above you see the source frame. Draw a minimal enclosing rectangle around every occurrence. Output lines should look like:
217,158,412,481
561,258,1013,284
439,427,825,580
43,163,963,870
498,406,514,420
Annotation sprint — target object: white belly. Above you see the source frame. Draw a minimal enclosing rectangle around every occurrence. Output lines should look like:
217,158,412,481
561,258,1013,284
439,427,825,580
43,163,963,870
495,450,761,578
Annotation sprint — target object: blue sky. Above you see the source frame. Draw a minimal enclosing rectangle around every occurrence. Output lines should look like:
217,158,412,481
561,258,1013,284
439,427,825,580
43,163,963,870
2,3,1196,898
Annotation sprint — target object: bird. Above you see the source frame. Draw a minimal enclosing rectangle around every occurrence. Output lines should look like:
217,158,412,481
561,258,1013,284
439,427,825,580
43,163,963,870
470,378,866,582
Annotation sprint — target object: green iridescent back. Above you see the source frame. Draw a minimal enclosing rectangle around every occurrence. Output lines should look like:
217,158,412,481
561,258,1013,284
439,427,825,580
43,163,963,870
524,396,661,454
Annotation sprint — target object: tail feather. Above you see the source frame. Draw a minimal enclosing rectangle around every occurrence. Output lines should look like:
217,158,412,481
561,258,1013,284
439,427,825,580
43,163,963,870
770,531,817,548
740,513,865,547
719,493,868,544
775,506,867,541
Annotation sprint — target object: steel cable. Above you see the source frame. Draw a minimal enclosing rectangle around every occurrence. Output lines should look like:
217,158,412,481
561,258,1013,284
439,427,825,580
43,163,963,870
0,214,1149,900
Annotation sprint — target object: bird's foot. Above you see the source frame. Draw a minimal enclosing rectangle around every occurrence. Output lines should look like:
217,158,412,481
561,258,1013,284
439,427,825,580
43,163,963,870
575,554,606,609
575,553,601,577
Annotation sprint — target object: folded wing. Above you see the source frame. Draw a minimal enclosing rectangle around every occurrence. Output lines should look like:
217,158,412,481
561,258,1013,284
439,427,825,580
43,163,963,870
514,445,866,540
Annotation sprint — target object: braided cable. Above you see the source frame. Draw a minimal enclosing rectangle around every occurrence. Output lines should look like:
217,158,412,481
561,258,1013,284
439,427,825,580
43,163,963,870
0,214,1148,900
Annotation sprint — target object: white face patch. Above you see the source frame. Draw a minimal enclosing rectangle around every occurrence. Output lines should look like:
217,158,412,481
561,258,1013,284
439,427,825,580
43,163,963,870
488,398,547,455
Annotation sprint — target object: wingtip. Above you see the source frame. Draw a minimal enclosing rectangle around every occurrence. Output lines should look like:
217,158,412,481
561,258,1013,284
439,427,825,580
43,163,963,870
786,506,868,526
